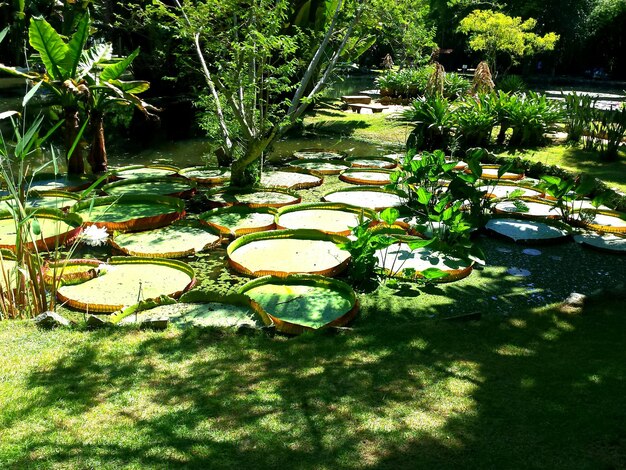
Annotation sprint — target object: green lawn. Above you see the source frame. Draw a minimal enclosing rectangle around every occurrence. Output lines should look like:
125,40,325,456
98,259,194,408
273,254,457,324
498,145,626,192
1,294,625,469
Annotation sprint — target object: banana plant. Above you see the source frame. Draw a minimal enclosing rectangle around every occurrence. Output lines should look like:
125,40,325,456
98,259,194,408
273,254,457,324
0,12,156,175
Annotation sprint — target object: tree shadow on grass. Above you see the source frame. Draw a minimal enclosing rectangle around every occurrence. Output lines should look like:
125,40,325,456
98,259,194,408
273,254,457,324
307,119,370,137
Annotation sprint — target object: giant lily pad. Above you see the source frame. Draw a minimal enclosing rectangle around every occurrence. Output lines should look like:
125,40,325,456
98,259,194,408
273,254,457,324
293,149,344,160
276,202,374,236
28,173,94,192
485,218,571,244
260,169,323,190
116,292,260,329
493,198,561,219
102,176,197,198
0,208,82,250
71,194,185,232
199,206,276,237
573,210,626,234
207,187,301,208
227,229,350,277
339,168,392,185
376,244,473,282
111,220,221,258
56,257,196,312
346,156,397,169
574,232,626,253
43,259,103,287
178,166,231,184
113,165,179,179
25,190,81,210
323,187,406,211
472,165,524,181
478,184,543,199
240,275,358,334
287,159,350,175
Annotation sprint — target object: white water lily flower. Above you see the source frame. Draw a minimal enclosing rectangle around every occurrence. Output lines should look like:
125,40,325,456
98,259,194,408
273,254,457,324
80,225,109,247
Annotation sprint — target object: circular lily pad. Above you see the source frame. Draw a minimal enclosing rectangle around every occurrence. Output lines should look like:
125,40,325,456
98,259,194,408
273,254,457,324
199,206,276,237
574,232,626,253
71,194,185,232
57,257,196,312
207,187,301,208
260,170,323,190
323,187,406,211
493,198,561,219
117,293,260,329
28,173,94,192
102,176,197,198
475,165,524,180
293,149,344,160
287,159,350,175
111,220,221,258
339,169,393,185
485,218,571,244
240,275,358,334
0,208,82,250
43,259,102,287
573,210,626,234
25,191,81,210
227,229,350,277
346,156,397,169
376,244,473,282
384,153,406,161
178,166,231,184
276,202,374,236
114,165,179,179
478,184,543,199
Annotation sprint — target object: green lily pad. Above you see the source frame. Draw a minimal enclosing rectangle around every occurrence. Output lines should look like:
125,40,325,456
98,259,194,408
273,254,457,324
71,194,185,232
0,208,82,250
260,170,322,189
494,198,561,219
287,159,350,175
178,166,231,184
102,176,197,198
323,187,406,211
240,275,358,334
227,229,350,277
346,156,397,169
293,149,344,160
207,187,301,208
111,220,221,258
199,206,276,237
113,165,179,179
574,232,626,253
276,202,374,235
339,169,392,185
485,218,571,243
57,257,195,312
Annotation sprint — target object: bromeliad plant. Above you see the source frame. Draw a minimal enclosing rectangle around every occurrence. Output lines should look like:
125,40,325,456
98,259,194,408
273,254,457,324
401,95,454,151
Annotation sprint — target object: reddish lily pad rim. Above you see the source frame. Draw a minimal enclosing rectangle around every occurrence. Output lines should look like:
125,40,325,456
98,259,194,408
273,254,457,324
198,205,277,237
101,176,198,198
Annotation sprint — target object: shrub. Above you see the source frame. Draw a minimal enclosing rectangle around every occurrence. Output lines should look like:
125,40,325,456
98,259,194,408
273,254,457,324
507,91,563,147
401,95,454,151
455,95,497,151
496,74,527,94
445,72,471,99
563,92,596,144
376,67,433,98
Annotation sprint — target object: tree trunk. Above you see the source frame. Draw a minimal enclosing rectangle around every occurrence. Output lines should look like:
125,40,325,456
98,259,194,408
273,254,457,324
65,107,84,175
87,111,107,173
230,139,268,187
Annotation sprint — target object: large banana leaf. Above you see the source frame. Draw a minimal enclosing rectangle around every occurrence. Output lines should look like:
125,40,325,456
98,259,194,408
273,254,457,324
100,48,140,81
63,12,90,79
29,17,68,80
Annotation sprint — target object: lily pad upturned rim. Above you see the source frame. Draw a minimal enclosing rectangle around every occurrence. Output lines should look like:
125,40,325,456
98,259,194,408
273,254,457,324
287,159,350,175
56,256,196,313
492,197,561,220
101,175,198,198
28,173,95,192
70,194,185,232
339,168,394,186
110,219,222,258
260,168,324,190
205,186,302,209
322,186,407,211
26,190,82,208
345,156,398,169
275,202,376,236
227,228,350,278
178,166,231,184
573,209,626,234
0,207,83,250
484,215,573,245
198,205,277,237
43,258,103,286
239,274,359,335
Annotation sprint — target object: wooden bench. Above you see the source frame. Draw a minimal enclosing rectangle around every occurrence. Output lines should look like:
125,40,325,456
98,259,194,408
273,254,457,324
341,95,372,105
349,103,389,113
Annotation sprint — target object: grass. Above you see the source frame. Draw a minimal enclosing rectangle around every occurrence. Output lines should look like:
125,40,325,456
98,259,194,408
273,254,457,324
498,145,626,192
1,293,625,469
